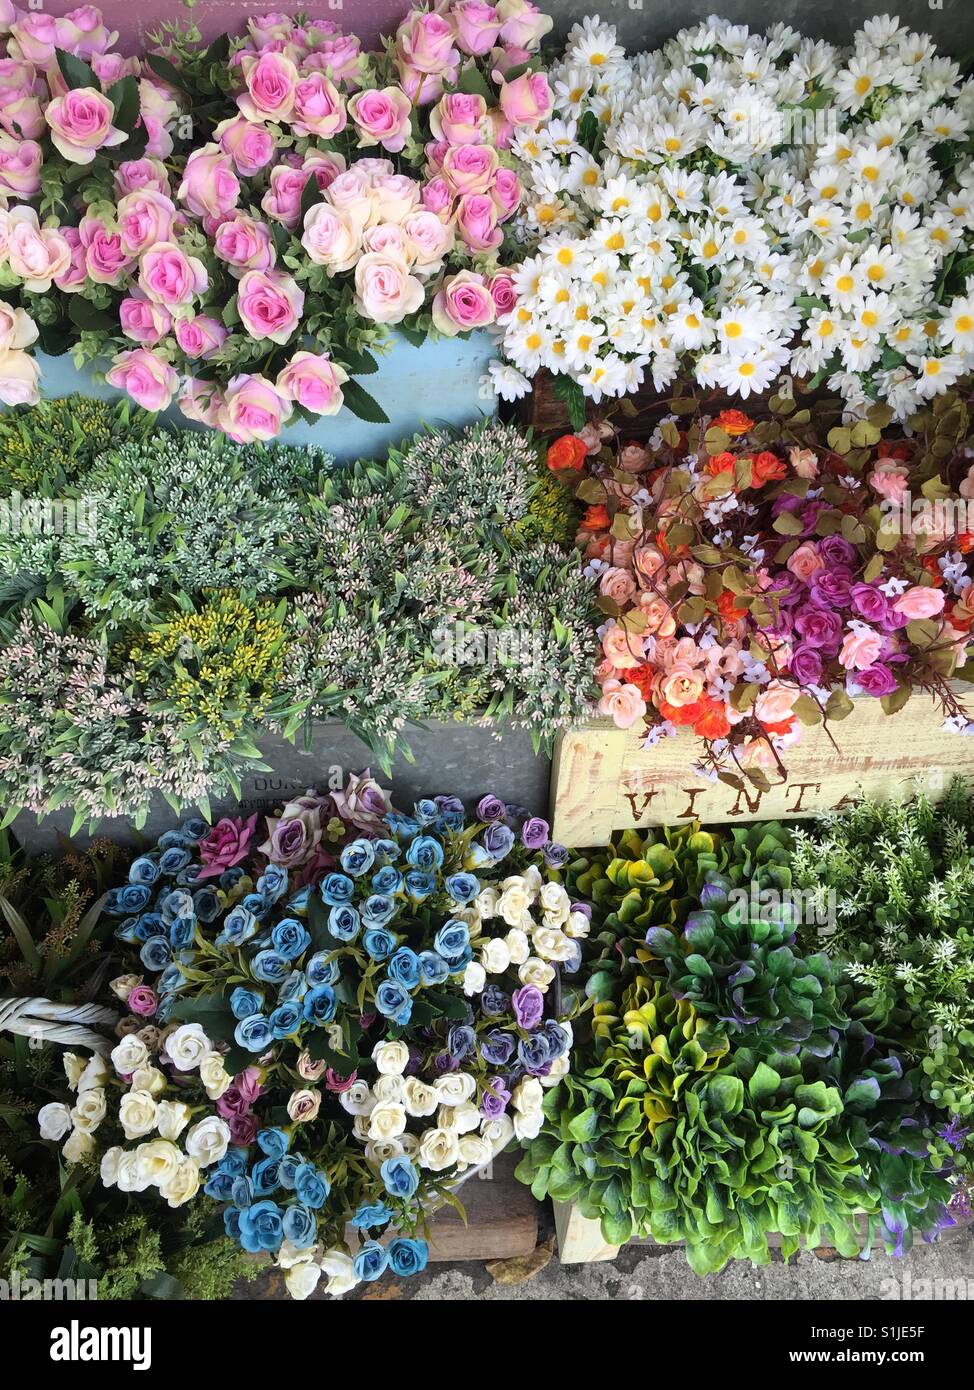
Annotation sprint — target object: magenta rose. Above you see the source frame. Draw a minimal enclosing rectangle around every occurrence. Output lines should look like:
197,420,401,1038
117,188,177,257
79,216,132,284
128,986,158,1018
395,10,458,75
261,161,308,230
850,582,891,625
349,86,413,153
809,567,855,610
455,192,503,251
197,814,258,879
430,92,487,145
789,642,824,686
119,291,171,345
491,166,523,221
421,176,453,215
432,269,497,335
855,663,898,697
105,348,178,411
215,114,276,176
794,605,843,651
237,268,304,345
114,157,170,197
238,49,298,122
227,1112,259,1147
488,270,517,318
53,226,88,293
324,1068,358,1094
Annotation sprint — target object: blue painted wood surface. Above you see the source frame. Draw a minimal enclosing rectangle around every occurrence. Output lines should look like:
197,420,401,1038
29,329,498,460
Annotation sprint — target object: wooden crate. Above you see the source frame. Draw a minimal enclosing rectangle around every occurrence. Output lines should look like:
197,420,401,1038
549,684,974,847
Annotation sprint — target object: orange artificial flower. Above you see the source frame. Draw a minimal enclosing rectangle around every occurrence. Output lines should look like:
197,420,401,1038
627,664,657,700
750,450,787,486
582,504,611,531
705,450,737,476
718,590,749,622
655,696,701,727
715,409,754,436
957,531,974,554
692,697,731,739
759,716,795,737
920,555,944,582
547,434,589,471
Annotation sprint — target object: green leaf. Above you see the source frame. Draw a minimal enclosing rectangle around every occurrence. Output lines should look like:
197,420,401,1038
56,48,98,91
455,65,493,100
341,379,389,424
106,76,140,135
145,53,191,94
567,1107,599,1143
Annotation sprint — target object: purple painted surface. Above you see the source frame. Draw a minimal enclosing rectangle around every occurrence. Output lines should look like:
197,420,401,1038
41,1,410,51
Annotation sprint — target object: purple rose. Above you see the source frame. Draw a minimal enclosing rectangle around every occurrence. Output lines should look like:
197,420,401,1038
482,823,515,861
479,1029,516,1066
543,841,570,869
480,1077,511,1119
855,663,898,696
794,606,843,650
767,571,805,607
512,984,545,1030
480,984,510,1016
809,566,854,609
570,901,592,921
818,535,856,567
476,794,506,822
850,582,891,625
790,642,824,685
520,816,550,850
436,794,465,816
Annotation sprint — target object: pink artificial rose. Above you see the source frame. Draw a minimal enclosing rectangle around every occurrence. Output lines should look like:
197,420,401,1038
0,349,40,407
600,565,637,606
421,176,453,215
371,172,422,224
6,12,59,65
498,70,553,127
106,348,178,412
213,213,276,273
237,267,304,345
119,291,171,345
598,678,647,729
218,373,292,442
0,133,42,198
488,270,517,318
787,541,825,583
301,201,361,273
178,377,223,428
91,52,138,86
247,12,294,46
402,209,455,268
79,216,132,285
838,627,885,670
353,252,424,324
117,188,177,257
497,0,553,49
893,585,946,620
293,71,346,138
442,143,499,196
215,114,276,176
349,86,413,154
6,209,71,291
302,149,347,193
454,192,503,251
325,166,374,231
45,85,125,164
114,157,170,197
491,166,522,221
175,314,229,359
754,680,800,724
324,1068,357,1093
177,144,240,221
139,241,208,307
314,34,362,84
789,446,819,479
260,160,308,230
276,350,348,415
0,303,37,353
363,223,411,260
430,92,488,145
137,77,179,160
602,622,644,671
0,60,45,140
395,11,459,75
453,0,503,56
868,460,910,504
197,814,258,879
52,226,87,293
56,5,118,58
431,268,497,335
238,49,299,122
128,985,158,1018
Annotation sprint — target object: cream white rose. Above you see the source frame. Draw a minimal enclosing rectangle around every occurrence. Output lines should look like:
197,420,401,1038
155,1099,192,1140
513,1109,544,1141
116,1150,152,1192
368,1100,407,1142
418,1126,461,1172
62,1127,96,1163
440,1101,481,1134
276,1240,318,1270
321,1249,359,1296
475,885,500,919
481,937,511,974
532,926,575,962
372,1039,409,1075
480,1114,515,1152
399,1132,420,1159
339,1080,375,1116
498,877,533,927
129,1065,167,1096
462,961,486,996
403,1076,438,1117
62,1053,87,1090
364,1138,403,1166
540,881,571,925
519,957,555,990
434,1072,476,1106
165,1023,211,1072
372,1074,405,1104
458,1134,492,1168
119,1088,158,1140
111,1034,149,1077
512,1077,543,1114
505,928,530,965
100,1146,123,1186
200,1051,232,1100
77,1055,110,1092
285,1262,323,1300
71,1087,107,1134
184,1115,230,1167
38,1101,72,1141
159,1155,201,1208
565,910,591,939
541,1054,570,1086
134,1138,181,1188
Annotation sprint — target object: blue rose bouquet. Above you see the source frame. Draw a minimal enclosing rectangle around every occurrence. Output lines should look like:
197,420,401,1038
39,775,581,1298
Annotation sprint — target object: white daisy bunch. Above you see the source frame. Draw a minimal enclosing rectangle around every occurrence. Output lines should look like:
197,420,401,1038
493,13,974,416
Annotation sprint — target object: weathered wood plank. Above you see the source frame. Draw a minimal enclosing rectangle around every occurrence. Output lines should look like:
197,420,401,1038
550,685,974,846
554,1201,621,1264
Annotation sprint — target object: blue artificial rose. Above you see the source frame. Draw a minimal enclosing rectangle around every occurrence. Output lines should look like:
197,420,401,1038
139,936,172,972
418,951,449,986
350,1201,393,1229
268,1000,303,1040
375,980,412,1026
445,872,480,904
159,888,193,924
294,1163,330,1209
320,872,354,908
404,870,435,902
388,947,420,989
220,866,247,892
544,842,570,870
480,1029,515,1066
363,926,397,961
231,1176,254,1208
179,818,208,841
129,856,161,887
480,984,510,1017
216,906,259,948
482,823,515,862
193,887,223,923
282,1203,317,1250
437,795,464,817
340,838,376,877
414,799,438,825
447,1023,476,1058
159,846,192,876
371,865,403,895
371,838,400,864
237,1200,284,1254
203,1169,236,1202
362,894,397,928
257,1127,290,1159
328,904,361,943
154,994,176,1024
223,1208,242,1242
465,842,494,870
104,884,152,916
386,812,419,842
306,953,339,987
135,912,166,942
230,986,264,1020
114,917,141,945
543,1020,571,1059
169,916,196,951
234,1013,272,1052
158,829,192,851
562,941,582,974
251,1156,281,1196
353,1240,389,1282
406,835,444,871
434,920,469,961
302,984,337,1025
157,964,185,995
257,864,289,904
277,1155,301,1190
241,891,269,919
271,917,312,961
287,885,312,913
387,1237,429,1278
517,1033,552,1073
380,1156,419,1200
278,970,308,1003
252,949,290,984
221,1148,249,1177
176,864,205,890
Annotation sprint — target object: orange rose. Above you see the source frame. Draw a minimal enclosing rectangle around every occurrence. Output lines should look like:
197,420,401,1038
718,590,749,622
750,450,787,486
656,697,702,727
705,450,736,476
547,434,589,471
693,696,731,739
716,409,754,436
582,504,610,531
627,664,656,700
